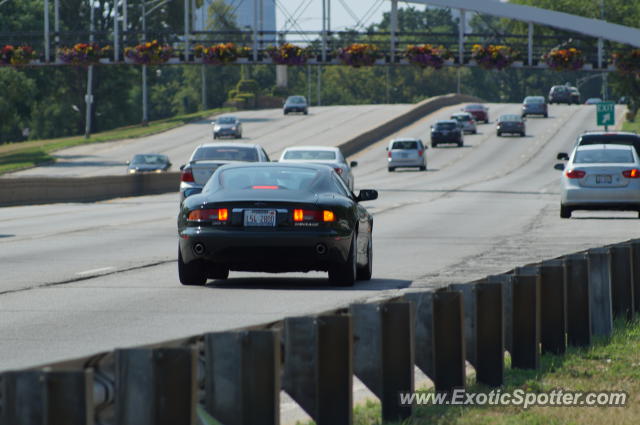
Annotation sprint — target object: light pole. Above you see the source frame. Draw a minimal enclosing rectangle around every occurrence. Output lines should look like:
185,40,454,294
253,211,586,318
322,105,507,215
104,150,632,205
85,0,95,138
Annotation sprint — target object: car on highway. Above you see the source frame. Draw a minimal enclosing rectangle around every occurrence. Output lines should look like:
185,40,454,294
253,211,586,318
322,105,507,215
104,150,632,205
496,114,526,137
521,96,548,118
386,138,427,172
212,115,242,139
450,112,478,134
278,146,357,191
548,85,572,104
556,144,640,218
585,97,603,105
557,131,640,160
179,143,271,200
431,120,464,147
462,104,489,123
177,162,378,286
126,154,171,174
283,95,309,115
569,86,581,104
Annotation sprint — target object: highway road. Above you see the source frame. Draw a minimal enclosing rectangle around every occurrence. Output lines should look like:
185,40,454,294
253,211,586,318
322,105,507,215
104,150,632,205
0,101,634,375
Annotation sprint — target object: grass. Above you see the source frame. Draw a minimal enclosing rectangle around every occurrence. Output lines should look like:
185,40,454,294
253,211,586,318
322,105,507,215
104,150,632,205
622,119,640,133
0,107,234,175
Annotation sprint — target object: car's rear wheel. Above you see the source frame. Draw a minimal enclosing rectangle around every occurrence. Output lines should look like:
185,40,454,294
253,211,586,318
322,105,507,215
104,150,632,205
208,264,229,280
544,113,548,118
485,118,489,124
178,248,207,286
431,142,437,148
497,132,502,137
304,110,308,115
520,132,525,137
329,235,356,287
356,237,372,281
458,141,463,147
419,165,426,171
388,167,395,172
560,205,572,219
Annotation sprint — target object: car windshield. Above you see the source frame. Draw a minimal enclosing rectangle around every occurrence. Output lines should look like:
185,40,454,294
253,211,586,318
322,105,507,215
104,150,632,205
574,149,634,164
435,122,457,130
218,166,320,191
216,117,236,124
524,97,544,104
499,115,521,122
391,141,419,150
287,96,306,104
283,150,336,160
131,154,166,165
192,147,258,162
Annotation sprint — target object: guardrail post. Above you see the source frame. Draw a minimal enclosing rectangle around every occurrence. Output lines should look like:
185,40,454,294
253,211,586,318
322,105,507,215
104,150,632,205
564,253,591,347
487,274,513,354
540,259,567,354
630,240,640,313
350,302,414,422
1,370,93,425
115,347,197,425
609,244,635,321
282,315,352,425
587,248,613,337
475,281,504,387
512,268,541,369
433,290,466,392
404,292,435,380
205,330,280,425
449,283,476,368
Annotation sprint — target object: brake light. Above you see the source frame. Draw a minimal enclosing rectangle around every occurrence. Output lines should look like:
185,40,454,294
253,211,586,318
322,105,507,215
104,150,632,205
388,151,392,158
623,169,640,178
565,169,586,179
333,167,343,175
252,185,279,189
418,150,423,157
293,209,335,222
181,169,195,182
188,208,228,221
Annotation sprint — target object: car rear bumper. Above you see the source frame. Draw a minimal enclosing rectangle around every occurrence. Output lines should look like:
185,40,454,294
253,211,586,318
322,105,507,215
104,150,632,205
388,158,425,168
431,134,461,143
562,186,640,205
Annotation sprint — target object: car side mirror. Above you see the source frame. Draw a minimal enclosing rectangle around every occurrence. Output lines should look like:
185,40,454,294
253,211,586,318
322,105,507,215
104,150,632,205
179,164,185,170
125,160,130,165
167,162,172,167
557,152,569,160
356,189,378,202
183,188,202,198
554,163,565,171
350,161,358,168
385,147,389,151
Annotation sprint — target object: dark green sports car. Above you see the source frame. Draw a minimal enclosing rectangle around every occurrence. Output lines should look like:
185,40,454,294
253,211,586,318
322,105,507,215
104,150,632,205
177,163,378,286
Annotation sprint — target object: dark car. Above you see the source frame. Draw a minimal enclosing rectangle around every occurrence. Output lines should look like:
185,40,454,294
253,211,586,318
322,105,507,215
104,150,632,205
496,114,526,137
126,154,171,174
548,85,572,104
177,163,378,286
283,95,308,115
521,96,548,118
557,131,640,160
462,104,490,123
569,87,581,104
431,120,464,147
212,116,242,139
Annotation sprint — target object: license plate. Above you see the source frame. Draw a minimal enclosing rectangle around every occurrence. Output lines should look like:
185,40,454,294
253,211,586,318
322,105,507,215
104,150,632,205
401,153,408,158
244,209,277,227
596,175,612,184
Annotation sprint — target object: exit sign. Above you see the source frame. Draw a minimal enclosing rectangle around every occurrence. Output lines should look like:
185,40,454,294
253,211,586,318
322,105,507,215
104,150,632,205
597,102,615,127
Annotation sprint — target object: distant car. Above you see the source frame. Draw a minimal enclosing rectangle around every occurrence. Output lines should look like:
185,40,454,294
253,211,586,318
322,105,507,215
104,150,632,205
521,96,548,118
179,143,271,200
431,120,464,147
556,144,640,218
283,95,309,115
569,87,581,104
177,162,378,286
462,104,489,123
278,146,357,190
496,114,526,137
126,154,171,174
212,116,242,139
585,97,603,105
386,138,427,172
450,112,477,134
557,131,640,160
548,85,572,104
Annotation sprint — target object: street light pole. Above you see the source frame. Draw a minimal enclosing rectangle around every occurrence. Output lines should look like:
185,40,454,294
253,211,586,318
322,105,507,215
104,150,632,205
85,0,95,138
141,0,148,124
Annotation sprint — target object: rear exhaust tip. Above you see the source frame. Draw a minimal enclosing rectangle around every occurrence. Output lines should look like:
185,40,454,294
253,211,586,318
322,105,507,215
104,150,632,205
315,243,327,255
193,243,205,256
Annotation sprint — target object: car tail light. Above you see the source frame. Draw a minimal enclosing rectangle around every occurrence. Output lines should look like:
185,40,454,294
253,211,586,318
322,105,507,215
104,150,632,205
293,209,335,222
188,208,228,222
388,151,392,158
252,185,279,189
181,169,195,182
623,169,640,178
565,169,586,179
418,150,423,157
333,167,343,175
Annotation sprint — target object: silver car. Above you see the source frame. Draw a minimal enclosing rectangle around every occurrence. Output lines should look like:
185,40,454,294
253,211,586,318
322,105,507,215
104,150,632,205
450,112,477,134
557,144,640,218
212,115,242,139
278,146,357,190
387,138,427,172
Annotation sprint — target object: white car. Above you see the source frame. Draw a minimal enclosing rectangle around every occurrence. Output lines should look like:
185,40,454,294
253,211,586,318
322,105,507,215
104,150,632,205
386,138,427,172
278,146,357,191
557,144,640,218
450,112,477,134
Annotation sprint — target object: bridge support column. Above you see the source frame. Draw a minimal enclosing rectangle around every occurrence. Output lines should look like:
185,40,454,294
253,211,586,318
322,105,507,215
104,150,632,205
390,0,398,63
528,22,533,66
458,9,465,65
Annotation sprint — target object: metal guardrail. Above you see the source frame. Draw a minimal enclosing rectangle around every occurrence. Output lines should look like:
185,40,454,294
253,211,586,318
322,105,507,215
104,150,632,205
1,238,638,425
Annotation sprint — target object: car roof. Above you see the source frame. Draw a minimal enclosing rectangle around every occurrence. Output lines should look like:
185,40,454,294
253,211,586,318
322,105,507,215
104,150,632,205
390,137,420,142
524,96,544,101
464,104,485,109
215,115,239,120
435,119,458,124
451,112,472,116
196,142,261,149
576,144,634,152
581,131,639,137
282,145,339,152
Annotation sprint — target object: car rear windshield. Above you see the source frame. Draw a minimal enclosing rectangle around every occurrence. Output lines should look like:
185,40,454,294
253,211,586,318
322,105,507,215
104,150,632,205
452,115,471,121
193,147,258,162
435,122,457,130
219,166,320,191
578,135,640,154
287,96,306,104
574,149,634,164
391,141,419,150
524,97,544,104
283,150,336,160
216,117,236,124
499,115,521,122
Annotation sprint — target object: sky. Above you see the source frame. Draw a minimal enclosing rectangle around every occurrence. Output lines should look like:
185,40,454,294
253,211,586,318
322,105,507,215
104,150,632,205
275,0,390,32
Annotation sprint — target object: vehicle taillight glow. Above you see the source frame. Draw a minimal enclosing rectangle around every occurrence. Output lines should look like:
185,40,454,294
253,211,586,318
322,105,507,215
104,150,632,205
252,185,279,189
188,208,228,221
181,169,195,182
323,210,335,222
623,169,640,178
293,209,335,222
565,169,586,179
334,167,343,175
418,150,423,157
388,151,392,158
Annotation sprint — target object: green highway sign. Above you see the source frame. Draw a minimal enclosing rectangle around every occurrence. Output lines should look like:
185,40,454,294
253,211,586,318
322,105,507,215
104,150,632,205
597,101,615,127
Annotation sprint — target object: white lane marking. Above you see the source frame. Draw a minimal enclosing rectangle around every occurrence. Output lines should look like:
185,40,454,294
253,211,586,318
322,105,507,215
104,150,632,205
76,267,115,276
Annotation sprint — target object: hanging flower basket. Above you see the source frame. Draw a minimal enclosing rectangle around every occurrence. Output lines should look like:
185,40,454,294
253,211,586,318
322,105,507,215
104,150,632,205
543,47,584,71
337,43,380,67
471,44,519,70
194,43,242,65
124,40,173,65
266,43,310,66
404,44,452,69
612,50,640,76
1,45,37,65
58,43,111,65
